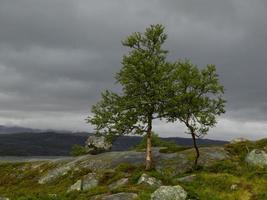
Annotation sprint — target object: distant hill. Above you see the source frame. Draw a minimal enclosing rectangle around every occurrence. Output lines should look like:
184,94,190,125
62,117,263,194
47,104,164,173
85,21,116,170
0,125,44,134
0,130,228,156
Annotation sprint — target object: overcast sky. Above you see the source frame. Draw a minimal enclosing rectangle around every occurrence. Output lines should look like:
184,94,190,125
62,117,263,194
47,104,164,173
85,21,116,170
0,0,267,140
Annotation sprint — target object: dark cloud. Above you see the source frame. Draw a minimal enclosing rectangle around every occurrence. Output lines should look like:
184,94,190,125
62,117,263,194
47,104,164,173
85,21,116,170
0,0,267,139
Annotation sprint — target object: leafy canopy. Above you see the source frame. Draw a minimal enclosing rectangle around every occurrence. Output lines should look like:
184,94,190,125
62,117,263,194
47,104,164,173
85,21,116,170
88,24,171,139
165,60,226,137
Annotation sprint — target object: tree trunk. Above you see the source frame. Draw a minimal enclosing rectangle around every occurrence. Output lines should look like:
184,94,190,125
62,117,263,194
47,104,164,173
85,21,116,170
145,118,153,170
191,132,200,169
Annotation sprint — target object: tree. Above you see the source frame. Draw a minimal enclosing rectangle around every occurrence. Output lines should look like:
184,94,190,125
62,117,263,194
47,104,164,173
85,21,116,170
164,60,226,168
88,24,171,170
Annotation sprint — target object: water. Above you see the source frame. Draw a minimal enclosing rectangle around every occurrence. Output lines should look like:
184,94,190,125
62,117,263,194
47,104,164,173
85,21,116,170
0,156,73,163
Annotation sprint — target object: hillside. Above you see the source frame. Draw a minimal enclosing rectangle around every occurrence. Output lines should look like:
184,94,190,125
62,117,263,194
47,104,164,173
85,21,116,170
0,139,266,199
0,131,227,156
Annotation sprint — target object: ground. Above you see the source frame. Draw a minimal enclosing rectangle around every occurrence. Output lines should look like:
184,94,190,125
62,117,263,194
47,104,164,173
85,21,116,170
0,140,266,200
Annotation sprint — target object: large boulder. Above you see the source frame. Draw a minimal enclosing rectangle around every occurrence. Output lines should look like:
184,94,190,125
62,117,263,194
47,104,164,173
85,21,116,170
85,135,112,154
151,185,187,200
137,173,162,188
246,149,267,166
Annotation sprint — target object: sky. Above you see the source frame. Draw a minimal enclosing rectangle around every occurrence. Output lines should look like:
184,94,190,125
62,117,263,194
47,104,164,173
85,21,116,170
0,0,267,140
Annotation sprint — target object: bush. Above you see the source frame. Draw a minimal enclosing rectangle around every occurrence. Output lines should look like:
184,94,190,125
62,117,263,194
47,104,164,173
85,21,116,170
70,144,88,156
224,138,267,161
134,132,189,153
224,141,254,160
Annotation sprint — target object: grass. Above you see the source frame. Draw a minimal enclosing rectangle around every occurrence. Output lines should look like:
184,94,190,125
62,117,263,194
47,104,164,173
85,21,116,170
0,139,267,199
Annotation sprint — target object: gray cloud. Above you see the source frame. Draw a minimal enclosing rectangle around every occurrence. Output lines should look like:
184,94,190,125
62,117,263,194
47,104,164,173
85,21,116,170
0,0,267,140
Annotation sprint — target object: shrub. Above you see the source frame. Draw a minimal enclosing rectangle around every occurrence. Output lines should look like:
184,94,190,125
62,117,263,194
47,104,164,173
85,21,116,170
70,144,88,156
224,141,254,160
134,132,189,153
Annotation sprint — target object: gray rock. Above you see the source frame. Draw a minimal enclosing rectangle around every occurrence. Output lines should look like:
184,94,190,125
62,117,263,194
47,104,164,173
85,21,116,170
39,146,229,183
151,185,187,200
137,173,162,187
38,164,72,184
230,184,238,190
108,178,129,189
177,174,196,183
85,135,112,153
101,193,138,200
0,197,10,200
67,173,99,192
246,149,267,166
68,180,82,192
230,138,249,144
82,173,99,190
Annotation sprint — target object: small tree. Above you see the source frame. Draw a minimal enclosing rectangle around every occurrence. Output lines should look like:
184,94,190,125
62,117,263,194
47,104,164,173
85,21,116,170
165,60,226,168
88,24,171,170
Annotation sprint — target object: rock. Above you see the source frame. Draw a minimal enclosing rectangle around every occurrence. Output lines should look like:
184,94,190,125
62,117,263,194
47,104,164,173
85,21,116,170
101,193,138,200
151,185,187,200
230,138,249,144
156,147,229,176
230,184,238,190
108,178,129,189
137,173,162,187
68,180,82,192
177,174,196,183
246,149,267,166
85,135,112,154
0,198,10,200
39,146,229,183
38,164,72,184
82,173,99,190
68,173,99,192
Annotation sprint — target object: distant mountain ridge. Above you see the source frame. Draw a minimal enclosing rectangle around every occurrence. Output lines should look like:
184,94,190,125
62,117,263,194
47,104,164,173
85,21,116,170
0,125,88,135
0,127,228,156
0,125,44,134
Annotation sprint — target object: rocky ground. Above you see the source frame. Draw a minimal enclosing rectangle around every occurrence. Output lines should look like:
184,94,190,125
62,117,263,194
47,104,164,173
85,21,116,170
0,139,267,200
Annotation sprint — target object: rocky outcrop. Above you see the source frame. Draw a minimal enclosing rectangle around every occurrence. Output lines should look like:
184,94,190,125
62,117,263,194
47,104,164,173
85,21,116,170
156,147,229,176
151,185,187,200
85,135,112,154
137,173,162,187
38,147,229,183
246,149,267,166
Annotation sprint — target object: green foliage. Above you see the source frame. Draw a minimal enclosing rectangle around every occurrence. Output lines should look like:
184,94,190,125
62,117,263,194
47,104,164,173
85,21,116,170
70,144,88,156
88,24,170,139
87,24,226,170
134,132,189,153
165,60,226,138
224,139,267,161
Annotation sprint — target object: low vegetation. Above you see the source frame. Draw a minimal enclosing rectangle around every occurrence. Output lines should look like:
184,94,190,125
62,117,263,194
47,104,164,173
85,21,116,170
70,144,88,157
133,133,189,153
0,139,266,199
